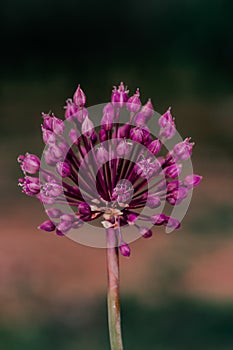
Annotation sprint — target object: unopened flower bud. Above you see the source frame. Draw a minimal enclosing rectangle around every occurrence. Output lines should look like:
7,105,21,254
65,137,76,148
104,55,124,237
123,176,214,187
138,226,153,238
99,129,107,142
173,138,194,161
46,208,62,218
64,99,78,120
96,146,109,164
164,216,181,230
147,139,161,156
56,220,73,233
75,108,89,123
82,116,94,137
167,187,188,205
18,153,40,174
140,98,154,118
56,161,72,177
167,180,181,192
165,163,182,178
147,195,161,208
159,108,176,140
130,127,149,143
78,202,91,216
118,123,131,138
42,112,64,134
151,214,167,225
116,139,131,157
111,82,128,108
103,103,114,118
134,112,148,127
101,112,114,130
69,129,80,144
127,212,138,224
119,242,131,257
184,174,202,189
73,84,86,107
126,88,141,113
38,220,56,232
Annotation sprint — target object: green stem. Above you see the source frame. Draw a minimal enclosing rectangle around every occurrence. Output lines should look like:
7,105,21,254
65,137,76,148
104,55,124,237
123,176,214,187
106,228,124,350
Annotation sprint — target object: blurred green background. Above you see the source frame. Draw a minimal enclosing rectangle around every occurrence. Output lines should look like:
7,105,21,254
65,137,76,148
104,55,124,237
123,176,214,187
1,0,233,349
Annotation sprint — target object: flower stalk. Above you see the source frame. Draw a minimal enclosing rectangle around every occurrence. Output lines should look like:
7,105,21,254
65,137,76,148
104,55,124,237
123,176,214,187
106,228,124,350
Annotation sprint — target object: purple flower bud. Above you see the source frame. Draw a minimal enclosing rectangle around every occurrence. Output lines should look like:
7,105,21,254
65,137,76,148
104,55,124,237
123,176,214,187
134,112,148,127
147,139,161,156
166,187,188,205
167,180,181,192
42,113,53,130
119,242,131,257
46,208,62,218
44,144,65,165
147,195,161,209
111,82,128,108
127,212,138,224
60,214,74,222
158,108,176,140
126,88,141,113
158,108,173,128
18,153,40,174
164,216,181,229
19,176,41,195
56,229,65,236
72,219,83,229
73,85,86,107
173,138,194,161
138,226,153,238
130,127,150,143
37,193,56,204
57,220,73,233
75,108,89,123
69,129,80,145
99,129,107,142
96,146,109,164
140,98,154,118
38,220,56,232
41,127,56,145
91,131,97,145
78,202,91,216
116,139,131,157
151,214,167,225
103,102,115,117
118,123,131,138
56,161,72,177
165,163,182,178
42,113,65,138
82,116,94,137
101,112,114,131
111,86,120,106
184,174,202,189
64,99,79,120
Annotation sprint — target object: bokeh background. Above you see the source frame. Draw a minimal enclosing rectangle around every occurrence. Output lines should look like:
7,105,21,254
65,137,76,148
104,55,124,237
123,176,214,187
1,0,233,349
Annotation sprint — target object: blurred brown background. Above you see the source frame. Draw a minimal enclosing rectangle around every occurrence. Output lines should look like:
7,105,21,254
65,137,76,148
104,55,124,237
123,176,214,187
1,0,233,349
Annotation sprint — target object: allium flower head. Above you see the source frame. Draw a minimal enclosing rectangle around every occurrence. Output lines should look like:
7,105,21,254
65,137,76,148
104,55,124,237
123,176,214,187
18,83,202,256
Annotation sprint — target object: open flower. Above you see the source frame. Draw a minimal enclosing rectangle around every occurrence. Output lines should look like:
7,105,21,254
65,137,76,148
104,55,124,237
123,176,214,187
18,82,202,257
17,83,202,350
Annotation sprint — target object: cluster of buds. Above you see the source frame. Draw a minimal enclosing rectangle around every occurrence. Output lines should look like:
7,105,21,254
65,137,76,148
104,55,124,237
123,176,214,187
18,82,202,257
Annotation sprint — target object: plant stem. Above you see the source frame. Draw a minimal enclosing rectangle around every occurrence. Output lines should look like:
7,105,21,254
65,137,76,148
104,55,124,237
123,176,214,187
106,228,124,350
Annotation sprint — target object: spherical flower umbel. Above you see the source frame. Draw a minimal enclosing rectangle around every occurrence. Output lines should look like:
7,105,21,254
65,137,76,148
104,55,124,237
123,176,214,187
17,82,202,257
